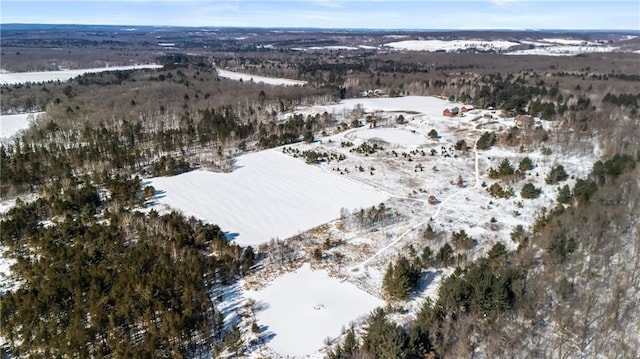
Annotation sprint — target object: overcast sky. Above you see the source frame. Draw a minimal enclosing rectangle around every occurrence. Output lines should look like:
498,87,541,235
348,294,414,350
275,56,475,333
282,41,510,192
1,0,639,30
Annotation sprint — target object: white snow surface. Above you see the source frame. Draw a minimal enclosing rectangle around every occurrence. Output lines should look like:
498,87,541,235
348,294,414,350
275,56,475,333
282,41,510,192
0,249,16,291
245,263,384,357
0,64,162,85
353,127,429,146
148,149,388,246
216,68,307,86
0,199,17,215
539,38,597,46
506,45,618,56
384,39,519,52
1,112,45,140
302,96,464,118
308,46,359,50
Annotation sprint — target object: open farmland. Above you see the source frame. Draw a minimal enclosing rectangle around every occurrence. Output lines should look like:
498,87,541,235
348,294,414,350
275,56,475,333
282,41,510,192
0,112,44,140
148,149,389,246
243,264,384,357
216,68,308,86
0,64,162,85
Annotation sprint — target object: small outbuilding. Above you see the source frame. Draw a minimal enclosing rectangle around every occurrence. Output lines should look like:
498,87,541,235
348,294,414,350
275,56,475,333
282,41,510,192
443,107,460,117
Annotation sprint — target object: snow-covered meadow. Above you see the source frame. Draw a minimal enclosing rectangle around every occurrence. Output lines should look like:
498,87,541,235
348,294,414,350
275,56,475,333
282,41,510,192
245,264,384,357
216,69,307,86
0,64,162,85
379,37,625,56
148,149,388,246
0,112,45,140
296,95,465,119
384,39,519,52
506,43,619,56
353,127,429,147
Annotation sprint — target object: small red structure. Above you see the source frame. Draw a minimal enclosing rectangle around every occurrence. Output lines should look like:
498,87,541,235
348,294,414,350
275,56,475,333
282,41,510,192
444,107,461,117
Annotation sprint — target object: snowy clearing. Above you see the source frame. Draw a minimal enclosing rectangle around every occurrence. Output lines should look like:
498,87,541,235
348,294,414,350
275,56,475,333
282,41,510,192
506,45,618,56
353,127,429,146
216,69,307,86
0,248,19,294
299,95,465,118
384,39,519,52
308,46,359,50
148,149,388,246
381,37,627,56
0,64,162,85
540,38,598,46
1,112,45,140
245,263,384,357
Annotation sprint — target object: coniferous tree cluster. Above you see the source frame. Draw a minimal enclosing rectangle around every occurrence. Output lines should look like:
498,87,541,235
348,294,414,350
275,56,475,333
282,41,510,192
475,131,497,150
0,175,255,358
382,256,421,301
545,164,569,184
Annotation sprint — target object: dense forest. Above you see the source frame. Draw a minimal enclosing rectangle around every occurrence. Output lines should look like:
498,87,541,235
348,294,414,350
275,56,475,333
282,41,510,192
0,172,256,357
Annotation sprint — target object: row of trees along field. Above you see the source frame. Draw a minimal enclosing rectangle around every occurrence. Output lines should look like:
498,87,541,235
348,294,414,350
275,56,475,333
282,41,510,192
0,171,256,358
328,153,639,359
0,103,335,198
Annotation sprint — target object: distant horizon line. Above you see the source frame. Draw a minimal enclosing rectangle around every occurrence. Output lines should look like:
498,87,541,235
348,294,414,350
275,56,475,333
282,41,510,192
1,23,639,33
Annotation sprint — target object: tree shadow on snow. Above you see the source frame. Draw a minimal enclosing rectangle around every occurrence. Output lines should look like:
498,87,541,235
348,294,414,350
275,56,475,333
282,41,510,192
257,326,276,346
211,283,245,326
153,189,166,200
409,270,439,301
224,232,239,241
253,300,270,312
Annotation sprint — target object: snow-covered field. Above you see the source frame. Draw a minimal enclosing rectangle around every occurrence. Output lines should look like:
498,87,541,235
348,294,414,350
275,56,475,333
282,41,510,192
245,264,384,357
0,112,45,140
353,127,429,146
149,149,388,246
216,69,307,86
381,37,627,56
297,95,465,119
308,46,359,50
0,64,162,85
507,44,618,56
539,38,598,46
384,39,519,52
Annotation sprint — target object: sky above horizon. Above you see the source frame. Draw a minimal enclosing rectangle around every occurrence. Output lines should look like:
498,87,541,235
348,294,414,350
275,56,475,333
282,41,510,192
1,1,639,30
